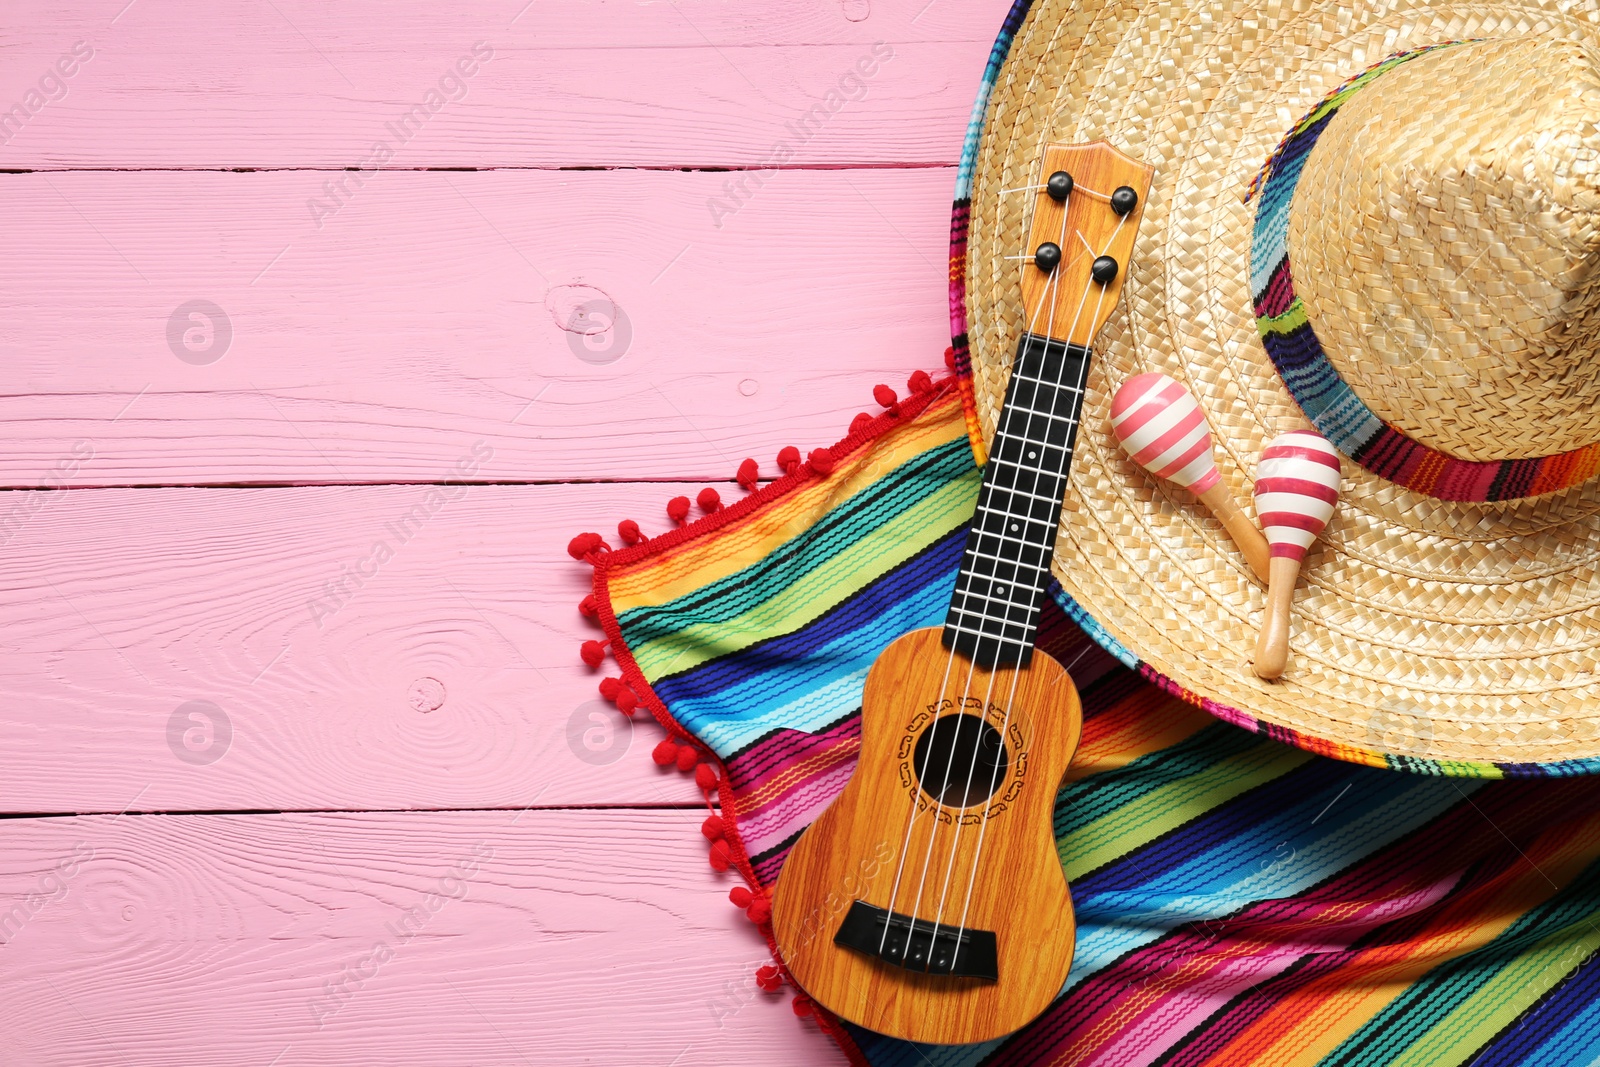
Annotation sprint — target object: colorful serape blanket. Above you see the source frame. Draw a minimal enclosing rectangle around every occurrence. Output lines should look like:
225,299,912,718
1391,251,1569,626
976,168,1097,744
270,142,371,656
590,382,1600,1066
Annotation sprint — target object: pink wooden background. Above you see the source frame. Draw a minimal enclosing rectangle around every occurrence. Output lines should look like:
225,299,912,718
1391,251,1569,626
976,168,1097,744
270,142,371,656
0,1,1005,1063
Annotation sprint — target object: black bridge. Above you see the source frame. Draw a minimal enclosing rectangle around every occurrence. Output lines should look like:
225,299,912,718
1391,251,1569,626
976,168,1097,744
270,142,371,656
834,900,998,980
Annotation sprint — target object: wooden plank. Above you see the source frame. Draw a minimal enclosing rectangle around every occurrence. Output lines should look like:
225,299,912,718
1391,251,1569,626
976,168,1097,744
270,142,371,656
0,0,995,168
0,809,840,1065
0,167,952,488
0,481,758,814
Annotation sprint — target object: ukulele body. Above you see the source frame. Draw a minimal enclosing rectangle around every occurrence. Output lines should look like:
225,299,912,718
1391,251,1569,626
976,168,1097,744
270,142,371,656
771,626,1082,1044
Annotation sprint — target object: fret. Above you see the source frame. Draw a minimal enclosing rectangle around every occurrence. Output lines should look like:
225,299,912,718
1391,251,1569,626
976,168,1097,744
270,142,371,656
989,437,1070,467
943,618,1033,647
950,580,1046,622
996,410,1078,450
1004,372,1084,393
979,461,1067,499
947,607,1036,643
970,526,1053,559
950,583,1045,620
1002,375,1082,407
997,403,1080,428
960,544,1051,577
975,511,1055,541
947,590,1038,621
977,483,1066,513
948,597,1037,631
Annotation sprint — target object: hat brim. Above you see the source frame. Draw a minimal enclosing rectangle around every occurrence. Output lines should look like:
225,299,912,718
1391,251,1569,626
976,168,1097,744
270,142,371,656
953,0,1600,775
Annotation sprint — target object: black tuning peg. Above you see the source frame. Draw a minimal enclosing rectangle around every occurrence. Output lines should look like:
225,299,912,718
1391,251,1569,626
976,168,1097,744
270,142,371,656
1046,171,1073,201
1110,186,1139,216
1034,242,1062,273
1091,255,1118,284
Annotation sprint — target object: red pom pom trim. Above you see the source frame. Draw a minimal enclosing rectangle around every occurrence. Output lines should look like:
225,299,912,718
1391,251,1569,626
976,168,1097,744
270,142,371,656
579,593,598,619
566,532,606,560
873,384,898,408
702,816,726,841
694,764,718,792
908,369,934,394
808,448,836,475
708,840,731,871
776,446,801,474
675,745,700,773
579,639,607,668
666,496,690,523
697,487,721,513
651,739,678,767
617,519,643,545
736,458,759,490
728,885,753,908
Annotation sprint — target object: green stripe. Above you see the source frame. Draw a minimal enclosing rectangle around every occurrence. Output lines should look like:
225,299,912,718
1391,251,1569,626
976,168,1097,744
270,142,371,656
1257,298,1309,337
619,437,974,648
1388,755,1505,779
629,465,980,679
1055,723,1270,838
1061,737,1313,881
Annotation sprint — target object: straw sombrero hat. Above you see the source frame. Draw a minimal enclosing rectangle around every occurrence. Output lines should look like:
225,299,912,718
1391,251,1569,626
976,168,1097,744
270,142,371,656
953,0,1600,773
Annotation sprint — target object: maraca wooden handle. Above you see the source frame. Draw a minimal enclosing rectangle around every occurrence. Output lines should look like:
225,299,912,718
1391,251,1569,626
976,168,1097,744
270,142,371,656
1253,556,1299,679
1195,481,1271,585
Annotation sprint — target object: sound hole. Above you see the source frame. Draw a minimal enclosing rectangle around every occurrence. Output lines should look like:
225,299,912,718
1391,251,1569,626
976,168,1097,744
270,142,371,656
912,714,1008,808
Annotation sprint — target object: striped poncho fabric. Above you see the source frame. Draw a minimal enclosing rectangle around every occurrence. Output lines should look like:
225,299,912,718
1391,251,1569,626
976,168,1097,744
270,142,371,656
593,384,1600,1066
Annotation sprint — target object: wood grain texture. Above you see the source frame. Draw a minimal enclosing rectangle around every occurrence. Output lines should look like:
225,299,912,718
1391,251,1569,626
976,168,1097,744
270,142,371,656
0,810,840,1066
1196,480,1272,585
771,628,1082,1045
0,167,951,488
0,0,991,169
0,481,725,814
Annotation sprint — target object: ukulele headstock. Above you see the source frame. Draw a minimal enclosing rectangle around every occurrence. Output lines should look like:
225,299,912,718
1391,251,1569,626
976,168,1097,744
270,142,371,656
1018,141,1154,347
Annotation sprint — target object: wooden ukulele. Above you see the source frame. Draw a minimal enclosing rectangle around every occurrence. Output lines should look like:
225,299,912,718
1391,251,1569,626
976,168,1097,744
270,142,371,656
770,142,1153,1045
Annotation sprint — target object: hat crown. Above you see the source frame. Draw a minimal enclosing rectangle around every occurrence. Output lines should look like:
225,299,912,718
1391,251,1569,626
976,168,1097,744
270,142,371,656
1288,37,1600,461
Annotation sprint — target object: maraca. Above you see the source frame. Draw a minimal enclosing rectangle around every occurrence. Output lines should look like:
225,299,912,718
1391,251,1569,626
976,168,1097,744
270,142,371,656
1110,373,1272,583
1251,430,1341,680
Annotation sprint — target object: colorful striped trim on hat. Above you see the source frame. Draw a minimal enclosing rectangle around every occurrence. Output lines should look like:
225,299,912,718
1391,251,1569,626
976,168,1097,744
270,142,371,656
1248,40,1600,502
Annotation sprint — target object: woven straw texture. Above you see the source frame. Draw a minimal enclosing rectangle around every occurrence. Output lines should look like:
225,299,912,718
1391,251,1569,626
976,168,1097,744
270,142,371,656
960,0,1600,769
1289,37,1600,463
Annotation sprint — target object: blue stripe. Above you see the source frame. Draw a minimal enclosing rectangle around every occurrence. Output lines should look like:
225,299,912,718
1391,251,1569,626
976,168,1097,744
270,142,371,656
655,535,963,752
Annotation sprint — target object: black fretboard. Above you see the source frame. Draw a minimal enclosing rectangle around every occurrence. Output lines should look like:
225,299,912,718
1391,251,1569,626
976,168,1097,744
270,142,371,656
942,334,1089,668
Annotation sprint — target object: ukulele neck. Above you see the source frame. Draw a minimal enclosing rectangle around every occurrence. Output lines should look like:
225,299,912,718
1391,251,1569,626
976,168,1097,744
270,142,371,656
942,333,1090,669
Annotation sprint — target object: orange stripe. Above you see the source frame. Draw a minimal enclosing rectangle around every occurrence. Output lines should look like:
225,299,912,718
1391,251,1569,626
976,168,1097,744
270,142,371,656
607,391,968,607
1408,450,1447,496
1065,690,1212,783
739,737,861,814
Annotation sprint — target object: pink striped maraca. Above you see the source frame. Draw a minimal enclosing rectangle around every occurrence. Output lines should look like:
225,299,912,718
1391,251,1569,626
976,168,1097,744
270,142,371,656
1110,373,1271,583
1251,430,1342,680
